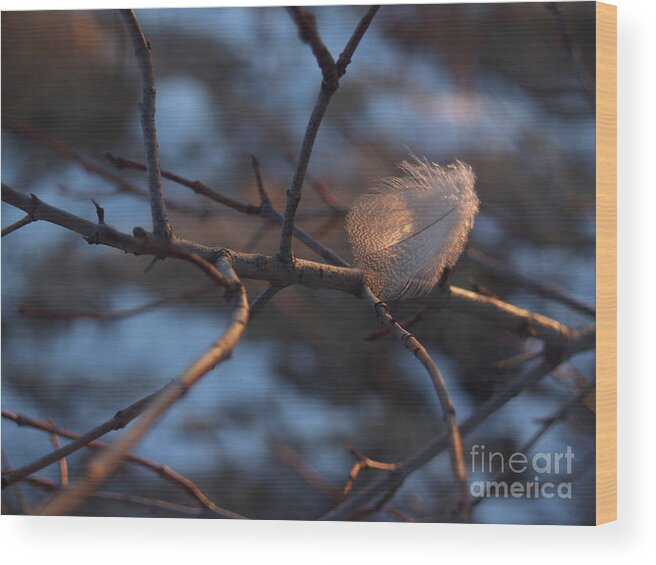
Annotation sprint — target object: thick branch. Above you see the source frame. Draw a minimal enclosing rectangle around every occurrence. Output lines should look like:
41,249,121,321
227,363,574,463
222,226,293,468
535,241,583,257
120,9,171,239
2,184,591,351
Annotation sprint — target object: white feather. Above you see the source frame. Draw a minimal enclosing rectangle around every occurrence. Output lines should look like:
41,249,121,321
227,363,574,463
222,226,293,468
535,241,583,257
345,156,479,301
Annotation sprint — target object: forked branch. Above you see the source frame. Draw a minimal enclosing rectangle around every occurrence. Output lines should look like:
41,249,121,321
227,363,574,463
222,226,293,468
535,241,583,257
278,6,379,263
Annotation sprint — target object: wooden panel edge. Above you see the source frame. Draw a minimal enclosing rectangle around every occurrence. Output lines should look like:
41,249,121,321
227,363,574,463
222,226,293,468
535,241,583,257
595,1,617,526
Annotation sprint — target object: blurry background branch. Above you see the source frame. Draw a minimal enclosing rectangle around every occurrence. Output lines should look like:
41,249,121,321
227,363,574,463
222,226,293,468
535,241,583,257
2,410,245,518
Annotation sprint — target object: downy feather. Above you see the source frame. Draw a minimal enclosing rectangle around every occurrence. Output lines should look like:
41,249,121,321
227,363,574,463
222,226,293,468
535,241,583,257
345,156,479,301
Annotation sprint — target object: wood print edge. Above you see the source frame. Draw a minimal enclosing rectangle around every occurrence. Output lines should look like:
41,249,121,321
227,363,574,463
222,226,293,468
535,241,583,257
595,0,617,526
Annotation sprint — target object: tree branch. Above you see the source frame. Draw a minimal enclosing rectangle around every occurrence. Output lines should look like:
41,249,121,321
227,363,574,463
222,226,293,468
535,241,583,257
2,115,148,199
2,387,162,489
318,345,591,521
22,475,228,518
120,9,171,239
278,6,379,263
2,410,245,518
34,256,248,515
2,183,591,353
2,213,35,238
336,6,380,77
107,153,261,215
363,288,470,519
249,283,286,320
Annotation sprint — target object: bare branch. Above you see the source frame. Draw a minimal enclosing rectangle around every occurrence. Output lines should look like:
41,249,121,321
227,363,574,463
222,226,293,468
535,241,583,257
2,115,147,199
2,213,35,238
107,153,261,215
318,351,591,521
466,247,596,318
287,7,338,91
91,199,105,224
249,283,286,320
342,447,398,498
278,6,379,263
2,389,162,488
249,153,271,206
46,418,69,486
35,256,249,515
23,475,222,518
2,410,245,518
363,287,470,519
1,451,30,514
2,184,592,354
336,6,380,77
120,9,171,239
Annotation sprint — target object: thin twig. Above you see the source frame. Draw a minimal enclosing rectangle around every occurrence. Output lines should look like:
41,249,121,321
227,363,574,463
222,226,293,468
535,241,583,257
107,154,260,215
36,257,249,515
287,7,339,91
249,153,271,206
466,247,595,318
249,283,286,320
1,451,30,514
284,152,345,211
318,351,591,521
109,155,348,266
1,410,245,518
46,418,69,486
23,475,215,518
1,115,147,199
120,9,171,239
365,306,429,341
342,447,398,498
272,438,343,499
278,6,378,263
271,437,411,521
470,383,593,509
1,214,35,237
2,389,162,488
363,287,470,520
335,6,380,77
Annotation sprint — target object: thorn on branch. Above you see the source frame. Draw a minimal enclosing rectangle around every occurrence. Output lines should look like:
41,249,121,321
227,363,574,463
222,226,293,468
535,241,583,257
92,200,105,224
